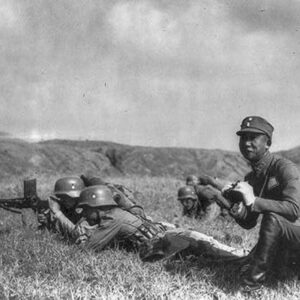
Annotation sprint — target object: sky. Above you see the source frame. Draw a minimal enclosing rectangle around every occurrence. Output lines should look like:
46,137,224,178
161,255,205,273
1,0,300,152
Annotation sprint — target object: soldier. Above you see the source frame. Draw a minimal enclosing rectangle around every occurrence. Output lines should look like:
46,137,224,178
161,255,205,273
177,186,202,218
38,176,85,239
44,174,165,241
75,185,247,261
220,116,300,290
178,179,225,220
186,175,200,186
80,174,145,217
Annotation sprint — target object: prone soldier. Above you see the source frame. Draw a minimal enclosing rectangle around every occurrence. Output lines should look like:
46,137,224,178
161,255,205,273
74,185,247,261
177,175,229,220
80,175,146,217
38,176,85,239
44,175,150,240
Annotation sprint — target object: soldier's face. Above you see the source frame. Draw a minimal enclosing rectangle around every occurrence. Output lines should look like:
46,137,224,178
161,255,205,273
239,133,269,162
59,195,78,209
181,199,196,210
81,206,100,225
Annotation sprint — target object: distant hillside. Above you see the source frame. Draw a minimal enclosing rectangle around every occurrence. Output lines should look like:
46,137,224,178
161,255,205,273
0,131,12,138
39,139,250,180
277,146,300,165
0,138,299,182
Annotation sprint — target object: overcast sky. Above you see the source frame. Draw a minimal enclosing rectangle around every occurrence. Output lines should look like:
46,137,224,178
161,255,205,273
1,0,300,151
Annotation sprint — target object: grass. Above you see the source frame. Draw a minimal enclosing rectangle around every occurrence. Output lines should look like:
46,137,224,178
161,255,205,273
0,175,299,299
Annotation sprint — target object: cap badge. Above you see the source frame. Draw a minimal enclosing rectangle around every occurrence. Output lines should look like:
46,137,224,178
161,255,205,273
246,122,250,127
71,184,75,189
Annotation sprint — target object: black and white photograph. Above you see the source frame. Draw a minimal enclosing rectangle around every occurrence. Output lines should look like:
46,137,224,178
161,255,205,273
1,0,300,299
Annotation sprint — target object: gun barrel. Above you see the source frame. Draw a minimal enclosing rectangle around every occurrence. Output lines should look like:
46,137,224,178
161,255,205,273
0,197,24,203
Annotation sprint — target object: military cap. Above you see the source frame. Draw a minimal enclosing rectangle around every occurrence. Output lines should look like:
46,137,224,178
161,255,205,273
236,116,274,139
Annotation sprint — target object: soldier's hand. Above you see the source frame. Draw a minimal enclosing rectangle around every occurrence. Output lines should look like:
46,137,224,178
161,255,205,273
229,202,245,219
234,182,256,206
48,196,61,213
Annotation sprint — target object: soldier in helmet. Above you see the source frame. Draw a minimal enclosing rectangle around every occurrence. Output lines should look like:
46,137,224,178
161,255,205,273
80,174,146,217
74,185,248,261
43,173,151,241
186,175,200,186
38,176,85,239
177,186,202,218
178,176,225,220
185,174,229,220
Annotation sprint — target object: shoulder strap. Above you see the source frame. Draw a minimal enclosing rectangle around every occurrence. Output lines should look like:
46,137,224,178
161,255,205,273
258,156,275,198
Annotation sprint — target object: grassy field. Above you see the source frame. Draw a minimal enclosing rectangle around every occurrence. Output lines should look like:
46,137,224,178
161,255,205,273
0,175,299,299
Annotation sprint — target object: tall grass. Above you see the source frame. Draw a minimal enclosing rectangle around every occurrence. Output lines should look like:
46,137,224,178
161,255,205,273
0,175,299,299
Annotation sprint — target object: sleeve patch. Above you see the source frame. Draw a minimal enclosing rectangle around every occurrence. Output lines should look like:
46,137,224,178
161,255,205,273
267,177,279,190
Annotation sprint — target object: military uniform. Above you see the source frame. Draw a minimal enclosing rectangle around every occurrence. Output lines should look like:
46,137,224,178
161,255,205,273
41,196,82,239
76,207,165,252
37,177,85,239
194,185,221,221
39,175,146,238
75,206,247,260
179,184,223,220
80,175,146,217
229,116,300,288
234,151,300,230
76,186,247,261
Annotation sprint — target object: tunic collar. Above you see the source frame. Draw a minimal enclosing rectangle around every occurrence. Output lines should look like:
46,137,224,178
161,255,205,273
251,151,273,177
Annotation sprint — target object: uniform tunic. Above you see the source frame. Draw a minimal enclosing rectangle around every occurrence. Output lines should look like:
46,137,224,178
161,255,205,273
183,185,224,220
78,208,165,251
75,207,247,260
234,151,300,246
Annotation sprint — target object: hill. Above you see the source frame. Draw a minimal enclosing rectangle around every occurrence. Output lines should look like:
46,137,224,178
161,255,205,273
0,138,299,182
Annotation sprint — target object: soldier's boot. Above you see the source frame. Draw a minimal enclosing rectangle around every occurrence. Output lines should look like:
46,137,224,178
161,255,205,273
242,213,281,291
270,244,292,280
239,244,257,276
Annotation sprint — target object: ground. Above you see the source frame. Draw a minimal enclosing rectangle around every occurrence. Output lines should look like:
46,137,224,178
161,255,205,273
0,175,299,299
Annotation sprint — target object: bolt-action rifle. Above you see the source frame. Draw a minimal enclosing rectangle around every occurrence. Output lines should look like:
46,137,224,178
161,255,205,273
0,179,48,214
198,176,243,210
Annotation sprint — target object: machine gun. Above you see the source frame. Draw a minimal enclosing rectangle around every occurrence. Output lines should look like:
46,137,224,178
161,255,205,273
0,179,48,214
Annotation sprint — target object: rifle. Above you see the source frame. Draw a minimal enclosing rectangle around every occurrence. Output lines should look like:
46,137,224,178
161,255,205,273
198,176,243,210
0,179,48,214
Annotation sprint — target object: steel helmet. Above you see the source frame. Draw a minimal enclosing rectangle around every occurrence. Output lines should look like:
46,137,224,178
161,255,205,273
78,185,118,207
186,175,199,186
54,177,85,198
177,186,197,201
